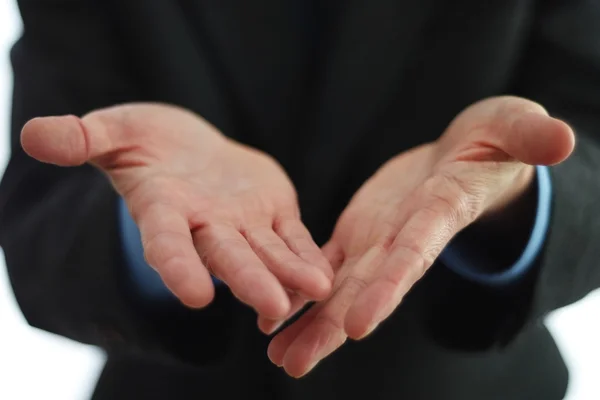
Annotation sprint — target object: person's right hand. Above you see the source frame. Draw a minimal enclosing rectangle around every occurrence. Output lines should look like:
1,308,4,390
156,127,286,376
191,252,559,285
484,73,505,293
20,103,333,319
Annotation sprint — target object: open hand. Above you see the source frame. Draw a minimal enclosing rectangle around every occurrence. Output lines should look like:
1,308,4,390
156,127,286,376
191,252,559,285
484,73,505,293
264,96,575,377
21,103,333,319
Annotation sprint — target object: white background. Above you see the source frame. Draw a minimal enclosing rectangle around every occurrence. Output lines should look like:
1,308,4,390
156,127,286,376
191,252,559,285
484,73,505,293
0,1,599,399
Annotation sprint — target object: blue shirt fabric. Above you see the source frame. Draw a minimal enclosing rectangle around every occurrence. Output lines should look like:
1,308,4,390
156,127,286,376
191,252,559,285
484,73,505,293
119,166,552,298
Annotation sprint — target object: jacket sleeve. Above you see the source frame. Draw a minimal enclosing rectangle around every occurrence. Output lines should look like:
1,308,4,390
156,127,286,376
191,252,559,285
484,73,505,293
514,0,600,331
439,166,551,285
414,0,600,350
0,0,235,366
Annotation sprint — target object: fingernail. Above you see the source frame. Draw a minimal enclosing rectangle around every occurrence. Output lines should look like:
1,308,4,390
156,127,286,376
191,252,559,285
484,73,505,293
267,350,283,367
356,322,378,340
266,320,285,335
298,360,319,378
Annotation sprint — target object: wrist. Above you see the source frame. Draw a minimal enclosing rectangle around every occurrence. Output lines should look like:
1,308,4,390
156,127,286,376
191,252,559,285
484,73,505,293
465,166,539,265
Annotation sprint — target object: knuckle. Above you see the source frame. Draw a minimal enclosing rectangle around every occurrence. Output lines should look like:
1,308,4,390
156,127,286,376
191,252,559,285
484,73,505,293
319,273,370,316
380,272,402,292
271,216,293,235
255,244,291,267
200,255,219,280
273,218,309,242
343,275,369,293
253,240,280,259
142,250,155,268
273,219,325,261
314,313,345,332
229,270,269,303
199,236,246,276
335,275,369,309
389,244,428,282
245,229,299,270
402,244,429,276
144,230,190,256
158,257,189,288
142,231,172,266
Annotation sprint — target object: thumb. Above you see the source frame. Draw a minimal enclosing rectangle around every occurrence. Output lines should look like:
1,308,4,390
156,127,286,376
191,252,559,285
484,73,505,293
501,111,575,166
21,110,120,167
321,240,345,272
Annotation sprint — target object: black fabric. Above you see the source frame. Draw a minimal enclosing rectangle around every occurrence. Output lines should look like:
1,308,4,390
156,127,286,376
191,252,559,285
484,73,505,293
1,0,599,399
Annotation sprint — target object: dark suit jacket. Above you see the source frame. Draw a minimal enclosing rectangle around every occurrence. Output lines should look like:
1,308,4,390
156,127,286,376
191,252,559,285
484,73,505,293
1,0,600,399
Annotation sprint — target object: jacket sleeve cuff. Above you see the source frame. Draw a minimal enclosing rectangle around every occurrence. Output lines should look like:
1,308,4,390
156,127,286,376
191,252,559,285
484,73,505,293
438,166,552,287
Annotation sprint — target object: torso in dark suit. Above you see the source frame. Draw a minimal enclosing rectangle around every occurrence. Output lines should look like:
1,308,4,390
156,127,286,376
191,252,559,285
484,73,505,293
3,1,600,399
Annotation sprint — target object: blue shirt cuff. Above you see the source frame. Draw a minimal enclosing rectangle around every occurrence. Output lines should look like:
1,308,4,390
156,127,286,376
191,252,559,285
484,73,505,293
439,165,552,286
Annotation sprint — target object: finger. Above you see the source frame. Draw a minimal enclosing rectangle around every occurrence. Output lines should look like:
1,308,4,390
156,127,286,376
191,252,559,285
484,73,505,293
504,112,574,166
137,202,214,308
257,292,308,335
20,106,165,171
277,283,354,377
194,224,291,320
258,240,344,335
321,240,345,272
21,114,115,167
463,98,575,166
345,194,461,339
276,247,386,377
267,303,321,368
244,226,331,300
274,218,335,281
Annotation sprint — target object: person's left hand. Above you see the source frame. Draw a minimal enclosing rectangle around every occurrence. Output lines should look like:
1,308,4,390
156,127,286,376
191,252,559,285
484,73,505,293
261,96,575,377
